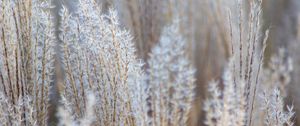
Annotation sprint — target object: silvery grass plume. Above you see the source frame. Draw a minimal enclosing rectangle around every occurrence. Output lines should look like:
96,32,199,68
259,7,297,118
204,63,295,126
57,92,96,126
205,0,296,125
58,0,144,125
0,93,37,126
0,0,55,125
204,39,295,126
204,62,246,126
146,20,196,126
261,48,293,97
226,0,269,125
252,48,294,126
261,88,295,126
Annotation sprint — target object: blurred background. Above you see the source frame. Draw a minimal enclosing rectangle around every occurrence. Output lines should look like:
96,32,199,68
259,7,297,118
51,0,300,125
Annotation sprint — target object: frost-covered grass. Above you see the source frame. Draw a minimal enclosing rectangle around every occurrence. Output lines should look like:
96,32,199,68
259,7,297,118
0,0,296,126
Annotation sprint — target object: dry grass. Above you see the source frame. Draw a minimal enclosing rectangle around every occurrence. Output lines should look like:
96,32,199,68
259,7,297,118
0,0,54,125
0,0,298,126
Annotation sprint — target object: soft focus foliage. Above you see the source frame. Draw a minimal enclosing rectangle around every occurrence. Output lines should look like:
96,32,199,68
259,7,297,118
146,20,196,126
0,0,298,126
261,88,295,126
204,67,246,126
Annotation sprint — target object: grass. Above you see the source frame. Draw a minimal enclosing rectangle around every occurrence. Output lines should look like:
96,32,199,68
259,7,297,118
0,0,296,126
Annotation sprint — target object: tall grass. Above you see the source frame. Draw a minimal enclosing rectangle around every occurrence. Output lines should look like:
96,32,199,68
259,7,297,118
0,0,297,126
56,1,195,125
204,0,295,126
0,0,54,125
146,20,195,126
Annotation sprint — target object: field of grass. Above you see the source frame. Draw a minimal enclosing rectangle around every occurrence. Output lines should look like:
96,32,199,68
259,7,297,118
0,0,299,126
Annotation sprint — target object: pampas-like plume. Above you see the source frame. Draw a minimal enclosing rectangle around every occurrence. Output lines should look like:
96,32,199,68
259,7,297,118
58,0,144,125
261,48,293,97
227,0,269,125
0,0,55,125
205,0,295,125
204,62,246,126
146,20,196,126
58,4,197,125
204,63,295,126
261,88,295,126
